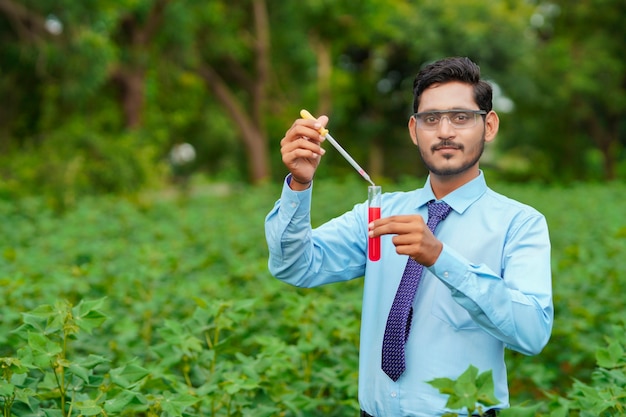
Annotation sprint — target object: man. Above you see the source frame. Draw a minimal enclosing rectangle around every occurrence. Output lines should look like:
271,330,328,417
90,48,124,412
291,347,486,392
265,57,553,416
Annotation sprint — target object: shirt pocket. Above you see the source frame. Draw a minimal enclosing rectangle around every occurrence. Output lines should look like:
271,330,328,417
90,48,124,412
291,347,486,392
431,284,480,330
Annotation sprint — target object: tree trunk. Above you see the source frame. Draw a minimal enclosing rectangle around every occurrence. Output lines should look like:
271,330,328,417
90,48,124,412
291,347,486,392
197,0,272,184
111,68,144,129
198,65,270,183
311,35,332,116
590,116,619,180
109,0,170,130
0,0,48,43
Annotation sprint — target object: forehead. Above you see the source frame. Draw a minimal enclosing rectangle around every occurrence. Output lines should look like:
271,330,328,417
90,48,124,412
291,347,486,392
418,81,477,112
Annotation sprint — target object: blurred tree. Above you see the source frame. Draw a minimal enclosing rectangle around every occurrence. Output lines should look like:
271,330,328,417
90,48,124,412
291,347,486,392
552,0,625,180
509,0,626,181
0,0,624,200
110,0,172,129
322,0,538,180
190,0,272,183
0,0,53,150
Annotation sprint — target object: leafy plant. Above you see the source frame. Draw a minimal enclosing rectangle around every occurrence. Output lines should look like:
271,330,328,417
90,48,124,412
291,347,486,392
542,325,626,417
1,179,626,415
429,324,626,417
428,365,499,416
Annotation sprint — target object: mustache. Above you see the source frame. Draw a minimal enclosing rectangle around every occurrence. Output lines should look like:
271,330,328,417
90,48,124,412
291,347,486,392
431,140,463,152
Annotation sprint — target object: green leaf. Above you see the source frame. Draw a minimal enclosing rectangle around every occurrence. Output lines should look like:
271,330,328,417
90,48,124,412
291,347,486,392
499,403,543,417
103,390,139,413
428,377,455,395
73,298,108,334
475,369,499,407
67,363,90,383
429,365,500,414
451,365,479,412
161,391,199,415
110,363,150,388
75,354,110,369
14,386,35,405
0,382,14,396
595,339,624,368
21,305,57,333
73,399,103,416
0,357,27,376
42,409,64,417
23,332,62,369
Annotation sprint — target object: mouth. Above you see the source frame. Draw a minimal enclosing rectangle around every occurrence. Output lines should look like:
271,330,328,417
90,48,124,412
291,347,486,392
432,142,462,152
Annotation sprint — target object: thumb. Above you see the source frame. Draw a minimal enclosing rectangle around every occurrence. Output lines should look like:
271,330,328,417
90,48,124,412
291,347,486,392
317,114,329,129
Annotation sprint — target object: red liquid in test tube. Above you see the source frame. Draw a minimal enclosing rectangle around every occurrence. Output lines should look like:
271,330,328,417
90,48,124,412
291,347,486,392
368,186,382,261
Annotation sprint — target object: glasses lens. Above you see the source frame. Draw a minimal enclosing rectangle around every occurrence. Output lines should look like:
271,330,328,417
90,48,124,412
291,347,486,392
416,111,481,130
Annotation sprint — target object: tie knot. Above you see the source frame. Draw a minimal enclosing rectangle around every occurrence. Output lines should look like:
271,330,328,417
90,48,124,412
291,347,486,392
427,200,452,221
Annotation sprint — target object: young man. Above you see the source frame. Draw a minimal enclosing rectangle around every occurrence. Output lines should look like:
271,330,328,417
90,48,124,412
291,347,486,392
265,57,553,416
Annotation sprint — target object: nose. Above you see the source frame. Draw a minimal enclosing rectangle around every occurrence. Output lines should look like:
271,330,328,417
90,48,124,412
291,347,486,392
436,116,456,138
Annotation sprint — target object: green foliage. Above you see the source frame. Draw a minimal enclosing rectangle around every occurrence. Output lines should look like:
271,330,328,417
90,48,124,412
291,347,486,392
428,365,498,416
1,0,625,195
432,326,626,417
0,126,164,211
0,179,626,415
541,326,626,417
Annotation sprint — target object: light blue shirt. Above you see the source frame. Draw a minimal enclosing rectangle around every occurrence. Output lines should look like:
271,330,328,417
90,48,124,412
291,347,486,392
265,172,553,417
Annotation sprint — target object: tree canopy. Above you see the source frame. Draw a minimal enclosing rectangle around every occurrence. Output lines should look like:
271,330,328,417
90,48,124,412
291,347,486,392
1,0,624,203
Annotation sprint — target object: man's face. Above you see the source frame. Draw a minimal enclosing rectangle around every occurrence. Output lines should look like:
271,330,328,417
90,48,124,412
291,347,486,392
409,81,497,179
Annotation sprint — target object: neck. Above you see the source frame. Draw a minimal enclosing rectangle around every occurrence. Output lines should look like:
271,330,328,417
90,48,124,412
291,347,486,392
429,168,480,199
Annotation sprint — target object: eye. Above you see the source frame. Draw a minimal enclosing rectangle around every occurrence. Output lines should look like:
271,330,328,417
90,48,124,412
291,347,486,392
452,112,471,124
422,113,440,124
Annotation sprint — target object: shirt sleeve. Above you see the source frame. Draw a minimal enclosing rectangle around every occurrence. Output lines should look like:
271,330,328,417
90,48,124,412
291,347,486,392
427,213,553,355
265,177,367,288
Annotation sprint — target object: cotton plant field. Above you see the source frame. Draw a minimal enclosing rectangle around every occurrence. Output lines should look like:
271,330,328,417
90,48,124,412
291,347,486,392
0,178,625,416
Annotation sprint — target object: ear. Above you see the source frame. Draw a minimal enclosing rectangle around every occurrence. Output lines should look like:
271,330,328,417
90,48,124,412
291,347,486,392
484,111,499,143
408,115,418,146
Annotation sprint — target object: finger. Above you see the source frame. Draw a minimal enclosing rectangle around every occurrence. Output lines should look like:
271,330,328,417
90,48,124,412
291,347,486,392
392,243,417,258
369,215,425,237
282,147,324,165
316,115,329,129
299,111,330,132
371,215,421,227
391,233,424,246
286,122,327,144
281,137,326,157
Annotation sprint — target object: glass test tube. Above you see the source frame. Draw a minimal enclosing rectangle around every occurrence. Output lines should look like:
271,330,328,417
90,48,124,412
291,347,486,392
368,185,382,261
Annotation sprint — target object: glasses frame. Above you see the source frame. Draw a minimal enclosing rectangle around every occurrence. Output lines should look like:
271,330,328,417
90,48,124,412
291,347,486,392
413,109,487,130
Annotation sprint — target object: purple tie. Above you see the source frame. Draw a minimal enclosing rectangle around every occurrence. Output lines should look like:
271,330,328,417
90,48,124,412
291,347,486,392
381,201,453,381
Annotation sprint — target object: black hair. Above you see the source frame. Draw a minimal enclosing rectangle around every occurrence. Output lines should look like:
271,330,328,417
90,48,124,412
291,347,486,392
412,57,493,113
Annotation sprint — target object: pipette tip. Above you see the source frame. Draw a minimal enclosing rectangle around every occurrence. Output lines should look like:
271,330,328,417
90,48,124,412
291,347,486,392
359,170,375,186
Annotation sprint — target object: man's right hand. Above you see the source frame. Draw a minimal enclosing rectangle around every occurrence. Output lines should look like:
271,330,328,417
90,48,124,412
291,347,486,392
280,114,328,190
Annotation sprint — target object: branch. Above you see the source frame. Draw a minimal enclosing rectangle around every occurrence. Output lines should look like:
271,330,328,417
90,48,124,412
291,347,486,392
141,0,171,44
0,0,49,43
221,55,255,92
252,0,270,126
117,0,171,46
198,64,256,148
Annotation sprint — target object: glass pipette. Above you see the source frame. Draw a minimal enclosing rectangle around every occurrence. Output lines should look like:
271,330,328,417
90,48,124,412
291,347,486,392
300,109,375,186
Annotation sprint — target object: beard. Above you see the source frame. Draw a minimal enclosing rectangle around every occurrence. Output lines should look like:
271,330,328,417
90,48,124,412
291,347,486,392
418,134,485,176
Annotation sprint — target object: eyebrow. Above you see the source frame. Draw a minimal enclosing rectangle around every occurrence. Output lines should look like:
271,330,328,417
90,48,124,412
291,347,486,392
416,108,482,113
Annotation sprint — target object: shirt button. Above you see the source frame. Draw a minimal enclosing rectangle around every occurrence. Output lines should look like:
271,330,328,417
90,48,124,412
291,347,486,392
290,202,297,208
443,271,449,278
390,391,397,398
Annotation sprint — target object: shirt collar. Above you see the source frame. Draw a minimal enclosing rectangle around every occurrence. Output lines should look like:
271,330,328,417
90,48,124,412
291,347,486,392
415,171,487,214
